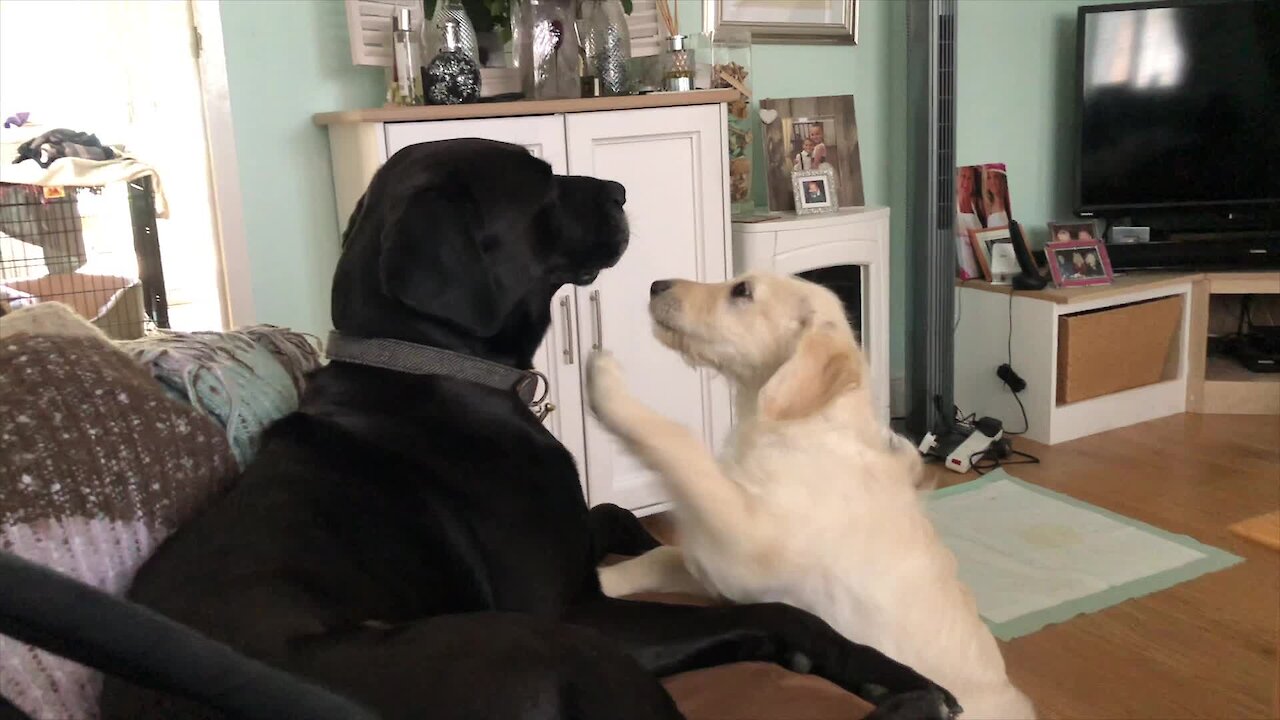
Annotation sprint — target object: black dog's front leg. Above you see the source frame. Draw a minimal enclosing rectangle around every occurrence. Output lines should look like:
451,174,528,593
568,598,960,720
588,503,662,562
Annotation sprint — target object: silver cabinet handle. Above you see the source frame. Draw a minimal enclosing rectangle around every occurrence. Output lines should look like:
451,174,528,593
559,295,574,364
589,290,603,350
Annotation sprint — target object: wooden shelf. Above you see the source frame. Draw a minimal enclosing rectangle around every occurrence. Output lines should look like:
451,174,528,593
1204,271,1280,295
313,89,738,126
1200,354,1280,414
958,271,1201,305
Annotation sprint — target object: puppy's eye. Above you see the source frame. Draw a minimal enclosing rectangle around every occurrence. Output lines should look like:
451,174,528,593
730,281,752,301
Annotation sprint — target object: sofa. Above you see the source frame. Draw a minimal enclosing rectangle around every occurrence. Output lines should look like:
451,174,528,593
0,302,871,720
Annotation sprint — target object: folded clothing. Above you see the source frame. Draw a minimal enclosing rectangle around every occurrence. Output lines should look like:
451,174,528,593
14,128,117,168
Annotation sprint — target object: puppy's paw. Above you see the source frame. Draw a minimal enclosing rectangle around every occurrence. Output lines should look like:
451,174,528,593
586,351,631,424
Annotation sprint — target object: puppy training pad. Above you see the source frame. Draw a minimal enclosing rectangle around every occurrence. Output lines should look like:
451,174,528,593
926,470,1242,640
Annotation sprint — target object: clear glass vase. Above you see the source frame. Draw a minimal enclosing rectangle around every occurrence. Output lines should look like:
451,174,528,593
579,0,631,96
712,30,753,215
422,0,479,64
511,0,581,99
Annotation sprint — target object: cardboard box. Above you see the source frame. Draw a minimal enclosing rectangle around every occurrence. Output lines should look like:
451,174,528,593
1057,295,1182,405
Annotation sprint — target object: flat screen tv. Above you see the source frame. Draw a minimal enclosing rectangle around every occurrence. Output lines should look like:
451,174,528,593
1076,0,1280,216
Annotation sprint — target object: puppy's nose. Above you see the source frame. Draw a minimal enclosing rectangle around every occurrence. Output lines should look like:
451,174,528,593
650,280,674,297
605,180,626,206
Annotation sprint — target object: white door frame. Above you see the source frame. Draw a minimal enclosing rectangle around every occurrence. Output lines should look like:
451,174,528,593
190,0,254,328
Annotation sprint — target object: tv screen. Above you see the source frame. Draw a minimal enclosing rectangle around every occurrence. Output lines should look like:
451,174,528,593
1076,0,1280,214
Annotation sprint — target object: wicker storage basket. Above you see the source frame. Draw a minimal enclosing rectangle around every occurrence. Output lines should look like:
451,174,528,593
1057,295,1182,405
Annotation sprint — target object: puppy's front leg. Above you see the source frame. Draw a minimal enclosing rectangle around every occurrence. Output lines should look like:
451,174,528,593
599,546,716,599
586,352,753,538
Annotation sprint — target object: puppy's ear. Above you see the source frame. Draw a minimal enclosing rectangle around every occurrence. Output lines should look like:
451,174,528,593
758,325,863,422
379,185,528,337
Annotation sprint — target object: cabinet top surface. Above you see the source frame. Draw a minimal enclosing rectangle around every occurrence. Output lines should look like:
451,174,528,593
314,89,738,126
959,271,1201,304
731,206,890,233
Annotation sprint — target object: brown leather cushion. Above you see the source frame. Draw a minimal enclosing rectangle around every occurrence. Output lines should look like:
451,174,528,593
628,592,873,720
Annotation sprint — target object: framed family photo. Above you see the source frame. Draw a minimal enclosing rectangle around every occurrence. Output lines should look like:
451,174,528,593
1046,240,1114,288
967,225,1021,284
704,0,859,44
1047,221,1101,244
762,95,864,212
792,168,838,214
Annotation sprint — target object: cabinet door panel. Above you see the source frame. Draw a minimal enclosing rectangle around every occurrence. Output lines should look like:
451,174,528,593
566,106,730,513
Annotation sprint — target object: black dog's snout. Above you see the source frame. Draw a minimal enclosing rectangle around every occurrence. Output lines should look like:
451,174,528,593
605,181,626,206
650,280,674,297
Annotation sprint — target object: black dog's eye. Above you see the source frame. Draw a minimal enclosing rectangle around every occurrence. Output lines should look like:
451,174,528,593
730,281,752,301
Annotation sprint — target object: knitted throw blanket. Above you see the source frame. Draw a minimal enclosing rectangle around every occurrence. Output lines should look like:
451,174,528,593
118,326,321,467
0,330,237,719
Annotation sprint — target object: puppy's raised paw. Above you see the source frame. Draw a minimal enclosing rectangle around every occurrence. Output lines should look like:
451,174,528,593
586,351,631,424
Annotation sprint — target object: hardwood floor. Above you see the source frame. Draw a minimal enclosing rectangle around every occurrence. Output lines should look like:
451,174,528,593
644,413,1280,719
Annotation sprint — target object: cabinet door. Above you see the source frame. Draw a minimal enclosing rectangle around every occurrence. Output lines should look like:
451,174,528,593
384,116,568,173
384,116,586,485
566,105,732,514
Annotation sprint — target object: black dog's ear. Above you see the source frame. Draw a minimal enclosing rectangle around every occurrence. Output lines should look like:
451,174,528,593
379,185,526,337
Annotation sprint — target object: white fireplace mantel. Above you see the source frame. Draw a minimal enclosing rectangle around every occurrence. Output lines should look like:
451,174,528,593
732,207,892,422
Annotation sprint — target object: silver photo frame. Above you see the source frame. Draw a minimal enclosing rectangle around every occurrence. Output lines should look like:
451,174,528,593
704,0,859,45
792,168,839,215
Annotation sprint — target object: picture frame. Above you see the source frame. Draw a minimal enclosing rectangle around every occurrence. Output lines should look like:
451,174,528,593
761,95,864,212
792,168,838,215
967,225,1020,284
703,0,859,45
1045,240,1114,288
1046,220,1101,244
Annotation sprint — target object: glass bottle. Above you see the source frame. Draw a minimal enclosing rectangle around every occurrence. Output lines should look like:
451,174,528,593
579,0,631,96
424,20,482,105
422,0,479,64
389,7,421,106
662,34,692,92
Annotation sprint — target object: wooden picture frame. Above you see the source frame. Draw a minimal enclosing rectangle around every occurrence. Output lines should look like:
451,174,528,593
1045,240,1114,288
967,225,1018,284
761,95,864,213
703,0,859,45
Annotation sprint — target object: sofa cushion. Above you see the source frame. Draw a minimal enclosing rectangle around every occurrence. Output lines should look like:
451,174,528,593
0,305,237,719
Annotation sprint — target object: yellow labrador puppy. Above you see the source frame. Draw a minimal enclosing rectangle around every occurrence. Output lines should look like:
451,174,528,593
587,272,1034,720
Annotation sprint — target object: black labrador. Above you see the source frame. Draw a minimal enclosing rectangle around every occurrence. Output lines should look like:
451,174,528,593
100,139,957,720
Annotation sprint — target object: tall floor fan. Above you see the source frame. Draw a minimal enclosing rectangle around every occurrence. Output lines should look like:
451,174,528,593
905,0,958,440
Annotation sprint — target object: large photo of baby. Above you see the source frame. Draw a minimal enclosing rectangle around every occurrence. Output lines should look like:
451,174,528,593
955,163,1012,280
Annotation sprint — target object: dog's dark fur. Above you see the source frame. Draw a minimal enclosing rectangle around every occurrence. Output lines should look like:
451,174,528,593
99,140,956,720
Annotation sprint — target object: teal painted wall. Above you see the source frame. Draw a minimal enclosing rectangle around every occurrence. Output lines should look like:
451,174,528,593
220,0,383,336
956,0,1125,249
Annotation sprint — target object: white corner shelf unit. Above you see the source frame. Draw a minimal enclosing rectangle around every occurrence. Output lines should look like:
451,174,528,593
954,273,1198,445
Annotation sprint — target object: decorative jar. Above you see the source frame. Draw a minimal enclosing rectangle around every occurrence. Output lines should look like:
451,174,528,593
712,30,753,215
662,35,693,92
511,0,581,99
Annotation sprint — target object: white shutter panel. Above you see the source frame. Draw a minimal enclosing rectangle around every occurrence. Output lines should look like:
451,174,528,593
345,0,420,67
627,0,667,58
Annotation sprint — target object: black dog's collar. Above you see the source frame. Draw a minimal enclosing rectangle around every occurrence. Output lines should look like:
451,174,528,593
325,333,549,411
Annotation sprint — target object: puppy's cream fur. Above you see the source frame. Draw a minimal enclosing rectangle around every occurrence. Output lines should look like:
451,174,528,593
589,273,1033,719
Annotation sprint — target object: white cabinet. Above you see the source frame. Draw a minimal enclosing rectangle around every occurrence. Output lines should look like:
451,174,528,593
322,97,733,514
565,106,733,512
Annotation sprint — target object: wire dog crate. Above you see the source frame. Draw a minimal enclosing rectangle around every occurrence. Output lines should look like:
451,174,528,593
0,177,168,338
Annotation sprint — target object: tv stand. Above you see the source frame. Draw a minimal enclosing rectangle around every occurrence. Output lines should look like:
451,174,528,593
1187,271,1280,415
